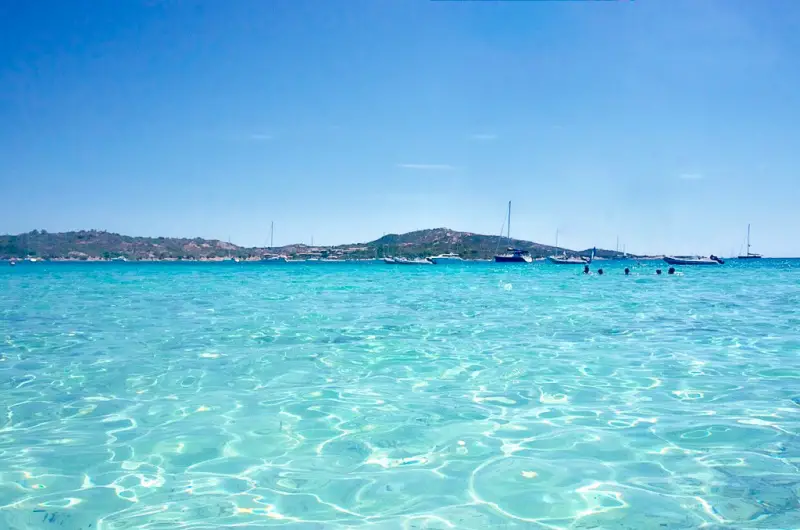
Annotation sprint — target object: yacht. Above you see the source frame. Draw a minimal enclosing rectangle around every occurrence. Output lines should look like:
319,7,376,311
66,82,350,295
495,248,533,263
548,247,595,265
547,230,593,264
547,254,589,264
737,224,762,259
663,255,724,266
429,253,463,264
494,201,533,263
384,257,434,265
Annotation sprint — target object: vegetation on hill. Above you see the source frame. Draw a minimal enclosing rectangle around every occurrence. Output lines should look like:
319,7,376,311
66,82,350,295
369,228,626,259
0,230,245,260
0,228,634,260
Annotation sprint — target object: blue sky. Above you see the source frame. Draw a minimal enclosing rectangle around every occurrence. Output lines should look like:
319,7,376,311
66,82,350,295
1,0,798,256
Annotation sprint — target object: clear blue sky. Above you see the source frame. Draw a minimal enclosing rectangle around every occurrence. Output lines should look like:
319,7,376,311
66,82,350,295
1,0,798,256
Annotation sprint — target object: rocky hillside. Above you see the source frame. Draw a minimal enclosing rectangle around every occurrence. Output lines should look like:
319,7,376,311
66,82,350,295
369,228,627,259
0,230,246,260
1,228,633,260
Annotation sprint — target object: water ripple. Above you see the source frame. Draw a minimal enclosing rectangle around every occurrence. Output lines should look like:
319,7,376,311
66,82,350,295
1,260,799,529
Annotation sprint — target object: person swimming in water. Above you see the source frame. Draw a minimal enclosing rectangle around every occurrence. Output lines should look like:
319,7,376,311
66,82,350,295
624,267,630,275
656,269,662,275
583,265,590,274
668,267,675,275
597,268,604,275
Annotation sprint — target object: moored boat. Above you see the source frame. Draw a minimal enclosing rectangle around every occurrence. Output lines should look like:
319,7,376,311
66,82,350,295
495,248,533,263
548,247,595,265
493,201,533,263
737,224,762,259
385,257,434,265
429,253,463,264
547,255,589,264
663,255,724,265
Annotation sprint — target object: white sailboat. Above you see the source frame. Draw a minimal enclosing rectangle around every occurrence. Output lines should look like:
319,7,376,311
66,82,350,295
547,229,591,264
262,221,288,262
737,224,762,259
493,201,532,263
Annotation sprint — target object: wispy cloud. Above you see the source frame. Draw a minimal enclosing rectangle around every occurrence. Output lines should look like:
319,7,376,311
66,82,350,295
249,133,273,141
470,133,497,141
397,163,454,171
678,172,704,180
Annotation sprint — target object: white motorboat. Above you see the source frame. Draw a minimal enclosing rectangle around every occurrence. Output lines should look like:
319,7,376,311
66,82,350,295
385,257,434,265
429,253,463,264
548,247,595,264
663,255,724,266
547,254,589,264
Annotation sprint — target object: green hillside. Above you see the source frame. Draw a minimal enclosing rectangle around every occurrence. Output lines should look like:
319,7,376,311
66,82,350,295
0,228,633,260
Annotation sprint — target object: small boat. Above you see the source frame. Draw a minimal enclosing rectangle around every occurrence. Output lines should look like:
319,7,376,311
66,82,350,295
493,201,533,263
111,256,127,262
547,255,589,264
737,224,762,259
9,260,16,266
547,230,585,264
262,255,288,263
429,253,463,264
548,248,595,265
663,255,724,265
385,257,434,265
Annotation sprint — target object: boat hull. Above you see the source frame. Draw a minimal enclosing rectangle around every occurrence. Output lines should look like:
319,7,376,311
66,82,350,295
430,257,463,264
737,255,762,259
384,258,433,265
494,255,533,263
547,256,588,264
663,257,722,265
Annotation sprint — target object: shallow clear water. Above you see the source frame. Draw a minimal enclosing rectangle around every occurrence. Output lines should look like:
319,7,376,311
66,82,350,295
1,260,799,529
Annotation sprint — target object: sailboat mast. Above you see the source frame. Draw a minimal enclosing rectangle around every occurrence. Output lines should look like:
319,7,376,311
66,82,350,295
507,201,512,245
747,224,751,254
555,229,559,250
270,222,274,249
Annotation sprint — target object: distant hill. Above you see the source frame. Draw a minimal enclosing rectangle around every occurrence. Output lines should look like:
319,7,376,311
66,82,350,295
367,228,628,259
0,230,245,260
0,228,634,260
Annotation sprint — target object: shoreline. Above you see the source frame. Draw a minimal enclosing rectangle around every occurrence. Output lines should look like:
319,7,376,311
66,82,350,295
3,256,785,264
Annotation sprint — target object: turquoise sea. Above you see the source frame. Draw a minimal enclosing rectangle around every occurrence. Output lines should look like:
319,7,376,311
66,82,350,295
1,260,799,529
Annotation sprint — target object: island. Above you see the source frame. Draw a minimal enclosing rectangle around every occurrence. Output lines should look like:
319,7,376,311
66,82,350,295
0,228,635,262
